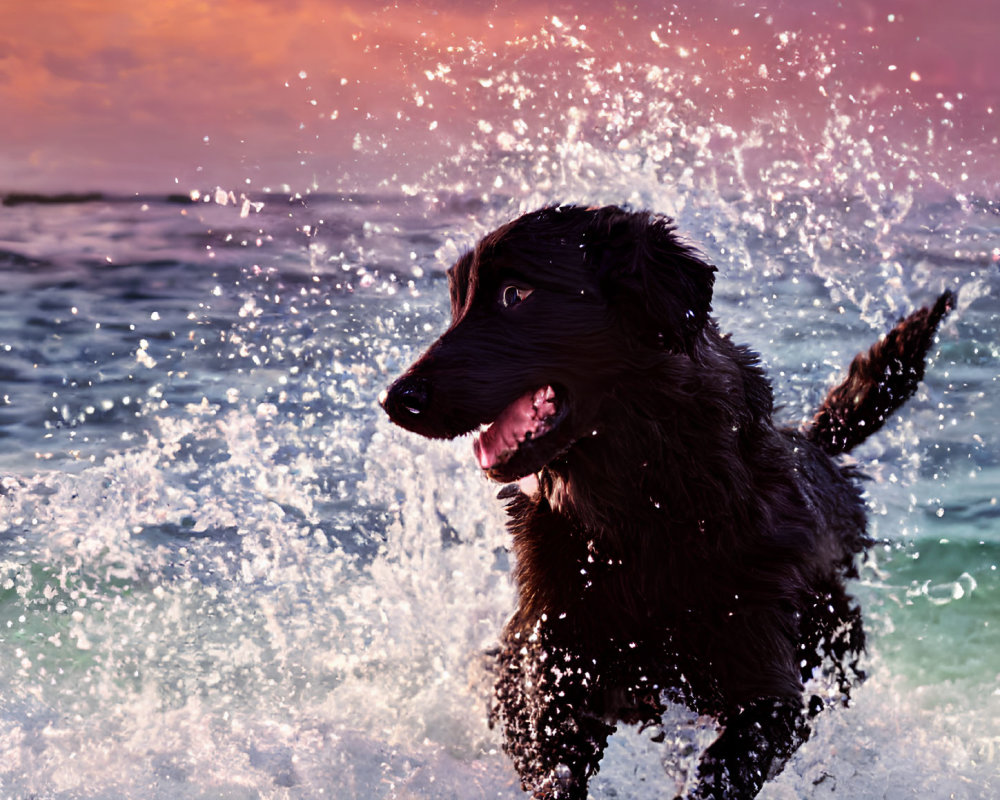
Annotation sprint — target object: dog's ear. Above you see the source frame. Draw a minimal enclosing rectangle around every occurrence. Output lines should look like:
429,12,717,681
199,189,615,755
588,208,716,353
447,249,479,321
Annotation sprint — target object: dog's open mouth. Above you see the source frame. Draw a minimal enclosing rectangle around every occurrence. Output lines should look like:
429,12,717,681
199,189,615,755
473,385,566,479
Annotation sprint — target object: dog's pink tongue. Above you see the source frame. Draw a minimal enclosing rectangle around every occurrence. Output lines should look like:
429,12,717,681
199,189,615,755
474,387,556,471
474,390,535,470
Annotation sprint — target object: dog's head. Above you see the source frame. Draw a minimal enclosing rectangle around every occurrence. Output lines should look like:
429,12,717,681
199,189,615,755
381,205,716,482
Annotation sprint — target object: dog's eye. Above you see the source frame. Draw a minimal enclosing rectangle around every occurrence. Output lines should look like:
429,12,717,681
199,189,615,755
501,284,533,309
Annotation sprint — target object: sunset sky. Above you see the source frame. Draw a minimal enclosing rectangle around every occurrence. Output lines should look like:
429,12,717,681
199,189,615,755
1,1,997,195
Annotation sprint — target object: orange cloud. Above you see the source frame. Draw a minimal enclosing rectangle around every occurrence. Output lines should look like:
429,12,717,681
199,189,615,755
0,0,551,190
1,1,996,193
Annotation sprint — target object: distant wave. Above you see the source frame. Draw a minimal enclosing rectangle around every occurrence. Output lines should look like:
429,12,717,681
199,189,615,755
1,191,195,207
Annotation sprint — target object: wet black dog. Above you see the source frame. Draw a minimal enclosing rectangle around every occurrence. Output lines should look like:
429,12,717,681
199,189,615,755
381,205,953,799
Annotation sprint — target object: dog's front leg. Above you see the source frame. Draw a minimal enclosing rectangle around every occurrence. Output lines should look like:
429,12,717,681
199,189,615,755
492,625,615,799
685,696,808,800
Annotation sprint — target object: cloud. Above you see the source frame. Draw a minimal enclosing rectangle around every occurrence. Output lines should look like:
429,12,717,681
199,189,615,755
0,0,550,190
1,0,996,193
41,47,138,84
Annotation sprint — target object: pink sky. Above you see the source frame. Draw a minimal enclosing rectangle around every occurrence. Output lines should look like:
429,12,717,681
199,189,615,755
1,1,997,194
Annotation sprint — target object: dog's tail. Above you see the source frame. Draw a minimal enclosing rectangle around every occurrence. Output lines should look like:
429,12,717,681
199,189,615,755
807,290,955,456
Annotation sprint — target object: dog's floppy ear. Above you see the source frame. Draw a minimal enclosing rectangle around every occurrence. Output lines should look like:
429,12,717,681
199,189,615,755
588,207,716,353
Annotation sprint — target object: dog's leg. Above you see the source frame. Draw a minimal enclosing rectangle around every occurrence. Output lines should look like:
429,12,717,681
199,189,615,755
798,582,867,702
684,696,807,800
492,626,615,800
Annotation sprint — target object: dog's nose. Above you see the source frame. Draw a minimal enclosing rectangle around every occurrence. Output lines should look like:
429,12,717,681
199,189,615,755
382,375,430,420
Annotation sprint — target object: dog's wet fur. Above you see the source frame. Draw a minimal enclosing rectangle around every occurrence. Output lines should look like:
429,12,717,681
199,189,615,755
381,205,953,799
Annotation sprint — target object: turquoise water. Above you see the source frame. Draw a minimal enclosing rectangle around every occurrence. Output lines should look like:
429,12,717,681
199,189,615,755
2,10,999,798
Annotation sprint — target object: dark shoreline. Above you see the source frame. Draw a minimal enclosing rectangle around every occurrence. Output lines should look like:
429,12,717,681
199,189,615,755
1,191,196,207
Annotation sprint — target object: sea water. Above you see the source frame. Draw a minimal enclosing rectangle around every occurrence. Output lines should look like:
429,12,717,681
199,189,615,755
2,10,999,800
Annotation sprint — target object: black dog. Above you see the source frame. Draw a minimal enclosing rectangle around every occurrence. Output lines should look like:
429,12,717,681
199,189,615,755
381,205,953,799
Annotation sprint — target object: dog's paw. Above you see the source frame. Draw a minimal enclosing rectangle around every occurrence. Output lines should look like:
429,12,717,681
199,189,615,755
531,763,580,799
